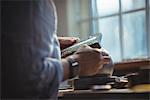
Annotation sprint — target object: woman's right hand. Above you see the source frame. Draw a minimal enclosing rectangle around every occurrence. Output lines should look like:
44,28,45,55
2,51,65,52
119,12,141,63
68,45,110,76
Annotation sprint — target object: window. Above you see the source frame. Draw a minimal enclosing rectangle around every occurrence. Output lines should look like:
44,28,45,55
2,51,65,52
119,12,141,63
67,0,150,62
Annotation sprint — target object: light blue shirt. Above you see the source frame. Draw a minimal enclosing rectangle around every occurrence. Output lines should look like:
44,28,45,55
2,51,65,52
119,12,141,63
2,0,63,99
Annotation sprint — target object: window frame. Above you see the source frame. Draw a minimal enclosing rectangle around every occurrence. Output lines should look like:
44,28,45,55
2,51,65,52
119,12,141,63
78,0,150,61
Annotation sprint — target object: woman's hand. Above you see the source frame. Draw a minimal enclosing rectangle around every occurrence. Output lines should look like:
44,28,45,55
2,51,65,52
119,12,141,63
67,45,110,76
58,37,79,50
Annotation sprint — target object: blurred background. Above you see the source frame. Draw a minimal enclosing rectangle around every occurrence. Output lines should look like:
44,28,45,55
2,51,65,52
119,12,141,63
54,0,150,63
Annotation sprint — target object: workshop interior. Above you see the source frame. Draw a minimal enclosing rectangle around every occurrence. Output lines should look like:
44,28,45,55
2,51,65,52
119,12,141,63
1,0,150,100
55,0,150,99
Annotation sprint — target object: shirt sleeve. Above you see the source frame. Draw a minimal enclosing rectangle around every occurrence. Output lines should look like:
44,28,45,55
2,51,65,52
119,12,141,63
34,56,63,98
29,0,64,98
2,0,63,98
28,55,63,98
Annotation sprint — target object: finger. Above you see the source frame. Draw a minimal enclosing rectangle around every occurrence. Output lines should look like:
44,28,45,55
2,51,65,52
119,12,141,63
93,48,109,56
74,37,80,43
75,45,93,54
63,39,76,45
93,48,101,53
59,37,79,45
100,48,109,56
100,56,111,64
78,44,92,50
68,37,80,43
98,65,103,70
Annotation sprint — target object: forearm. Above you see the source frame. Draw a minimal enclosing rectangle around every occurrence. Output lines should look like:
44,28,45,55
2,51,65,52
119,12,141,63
61,55,79,81
61,59,70,81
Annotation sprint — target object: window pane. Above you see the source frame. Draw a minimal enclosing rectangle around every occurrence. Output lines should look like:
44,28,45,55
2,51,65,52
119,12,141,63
121,0,145,12
96,0,119,16
92,20,99,34
98,16,121,62
122,11,147,59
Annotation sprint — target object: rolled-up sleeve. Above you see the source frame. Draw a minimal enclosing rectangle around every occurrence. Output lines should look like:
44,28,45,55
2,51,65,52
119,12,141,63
28,0,63,98
44,57,63,85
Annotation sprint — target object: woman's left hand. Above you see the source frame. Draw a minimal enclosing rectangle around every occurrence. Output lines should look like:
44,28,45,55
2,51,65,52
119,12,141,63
58,37,79,50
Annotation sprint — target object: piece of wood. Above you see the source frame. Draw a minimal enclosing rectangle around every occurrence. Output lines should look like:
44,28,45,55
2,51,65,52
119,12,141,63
114,59,150,71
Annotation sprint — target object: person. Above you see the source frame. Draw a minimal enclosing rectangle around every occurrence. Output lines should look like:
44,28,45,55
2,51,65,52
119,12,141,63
1,0,110,99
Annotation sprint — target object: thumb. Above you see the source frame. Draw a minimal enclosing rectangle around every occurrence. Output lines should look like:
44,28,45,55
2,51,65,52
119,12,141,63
75,44,92,54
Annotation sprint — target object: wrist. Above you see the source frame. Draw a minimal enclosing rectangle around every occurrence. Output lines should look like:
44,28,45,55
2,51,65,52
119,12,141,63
61,59,70,81
66,55,80,79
